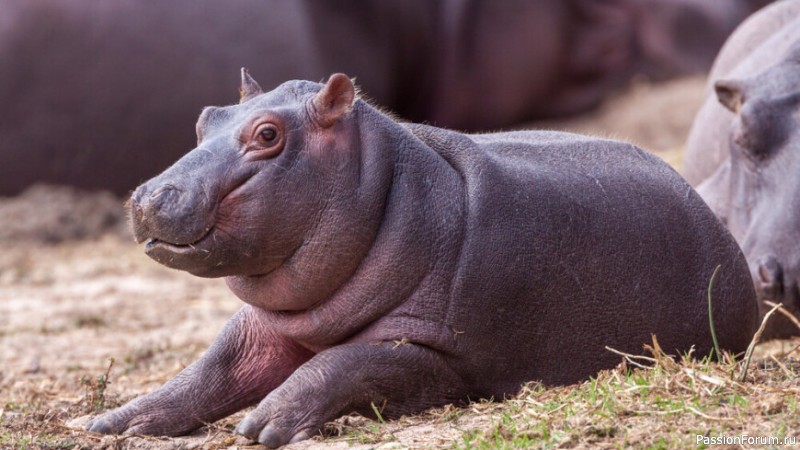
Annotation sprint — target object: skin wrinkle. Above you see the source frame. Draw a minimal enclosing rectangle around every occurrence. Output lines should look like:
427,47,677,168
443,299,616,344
396,126,469,340
326,191,451,345
301,145,352,277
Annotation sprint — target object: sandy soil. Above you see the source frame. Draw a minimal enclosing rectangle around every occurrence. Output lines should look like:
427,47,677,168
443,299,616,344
6,75,789,450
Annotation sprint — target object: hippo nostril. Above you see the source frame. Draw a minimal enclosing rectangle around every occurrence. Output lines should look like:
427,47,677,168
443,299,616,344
144,184,190,219
149,184,180,202
756,255,782,287
758,264,775,285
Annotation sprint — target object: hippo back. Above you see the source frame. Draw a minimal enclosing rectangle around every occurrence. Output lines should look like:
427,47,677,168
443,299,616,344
401,125,758,387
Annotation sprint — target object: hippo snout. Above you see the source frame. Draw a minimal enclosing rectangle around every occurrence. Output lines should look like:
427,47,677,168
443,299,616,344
129,181,215,247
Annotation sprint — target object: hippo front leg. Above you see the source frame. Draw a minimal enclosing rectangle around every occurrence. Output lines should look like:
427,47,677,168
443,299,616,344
234,342,465,448
86,306,313,436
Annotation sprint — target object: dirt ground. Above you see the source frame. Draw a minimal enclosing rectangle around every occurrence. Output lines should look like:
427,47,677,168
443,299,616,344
2,75,796,449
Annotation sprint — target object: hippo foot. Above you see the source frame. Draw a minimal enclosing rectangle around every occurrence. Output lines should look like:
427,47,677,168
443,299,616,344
232,377,329,447
85,416,117,434
235,415,316,448
86,407,169,435
85,398,197,437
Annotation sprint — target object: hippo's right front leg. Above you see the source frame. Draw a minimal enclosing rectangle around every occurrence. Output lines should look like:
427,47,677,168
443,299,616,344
86,306,313,436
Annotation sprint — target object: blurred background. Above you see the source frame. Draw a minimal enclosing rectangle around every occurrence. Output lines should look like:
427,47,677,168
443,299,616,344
0,0,771,197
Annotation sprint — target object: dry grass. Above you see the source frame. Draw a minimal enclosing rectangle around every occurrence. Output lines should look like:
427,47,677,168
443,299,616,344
451,342,798,449
1,308,798,449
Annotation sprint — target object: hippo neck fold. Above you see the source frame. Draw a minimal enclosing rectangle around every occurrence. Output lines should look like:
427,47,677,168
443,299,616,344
227,102,467,348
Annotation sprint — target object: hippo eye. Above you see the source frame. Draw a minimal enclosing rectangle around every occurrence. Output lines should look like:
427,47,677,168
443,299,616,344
245,122,284,159
256,124,279,145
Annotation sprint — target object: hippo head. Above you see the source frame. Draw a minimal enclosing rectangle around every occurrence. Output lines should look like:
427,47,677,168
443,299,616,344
697,46,800,334
128,71,373,310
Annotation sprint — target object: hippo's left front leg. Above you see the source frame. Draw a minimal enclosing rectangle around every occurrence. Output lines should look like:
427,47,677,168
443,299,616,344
234,342,466,448
86,306,313,436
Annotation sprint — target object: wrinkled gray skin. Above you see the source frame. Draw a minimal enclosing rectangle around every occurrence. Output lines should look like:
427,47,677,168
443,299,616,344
684,0,800,339
0,0,770,195
84,71,759,448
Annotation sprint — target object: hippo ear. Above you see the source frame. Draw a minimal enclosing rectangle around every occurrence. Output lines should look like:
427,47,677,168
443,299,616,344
312,73,356,128
239,68,263,103
714,79,745,114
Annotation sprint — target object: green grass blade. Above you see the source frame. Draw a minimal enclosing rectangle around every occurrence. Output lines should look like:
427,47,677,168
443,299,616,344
707,264,722,361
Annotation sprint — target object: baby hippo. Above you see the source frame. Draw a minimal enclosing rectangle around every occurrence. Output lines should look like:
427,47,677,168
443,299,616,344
87,71,758,447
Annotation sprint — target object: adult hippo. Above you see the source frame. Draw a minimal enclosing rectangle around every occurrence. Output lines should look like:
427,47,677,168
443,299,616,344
85,71,757,447
684,0,800,339
0,0,438,195
0,0,769,195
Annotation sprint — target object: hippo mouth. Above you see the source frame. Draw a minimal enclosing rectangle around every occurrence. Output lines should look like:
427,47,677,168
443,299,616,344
144,226,214,256
142,226,219,275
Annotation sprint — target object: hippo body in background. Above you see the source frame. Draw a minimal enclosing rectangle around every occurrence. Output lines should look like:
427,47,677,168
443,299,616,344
85,72,758,447
683,0,800,339
433,0,773,128
0,0,770,195
0,0,438,195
